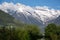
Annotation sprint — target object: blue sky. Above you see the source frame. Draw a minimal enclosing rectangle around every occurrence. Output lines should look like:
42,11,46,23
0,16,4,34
0,0,60,10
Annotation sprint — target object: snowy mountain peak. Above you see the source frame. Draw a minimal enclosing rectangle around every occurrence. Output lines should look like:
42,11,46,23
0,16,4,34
0,2,60,26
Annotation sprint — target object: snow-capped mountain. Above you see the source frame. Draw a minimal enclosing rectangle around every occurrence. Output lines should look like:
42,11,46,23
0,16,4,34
0,2,60,27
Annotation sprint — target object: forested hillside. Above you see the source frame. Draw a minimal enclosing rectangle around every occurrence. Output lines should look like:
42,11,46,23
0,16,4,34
0,10,26,27
0,10,14,25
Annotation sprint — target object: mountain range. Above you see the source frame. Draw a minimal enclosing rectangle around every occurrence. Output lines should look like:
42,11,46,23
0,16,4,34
0,2,60,27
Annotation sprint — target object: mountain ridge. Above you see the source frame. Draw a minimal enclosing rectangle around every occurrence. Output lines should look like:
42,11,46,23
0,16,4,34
0,2,60,27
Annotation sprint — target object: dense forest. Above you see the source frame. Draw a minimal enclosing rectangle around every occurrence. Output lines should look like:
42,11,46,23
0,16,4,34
0,10,60,40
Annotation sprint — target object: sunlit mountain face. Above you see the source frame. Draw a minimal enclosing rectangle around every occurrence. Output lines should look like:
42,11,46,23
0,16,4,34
0,2,60,27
